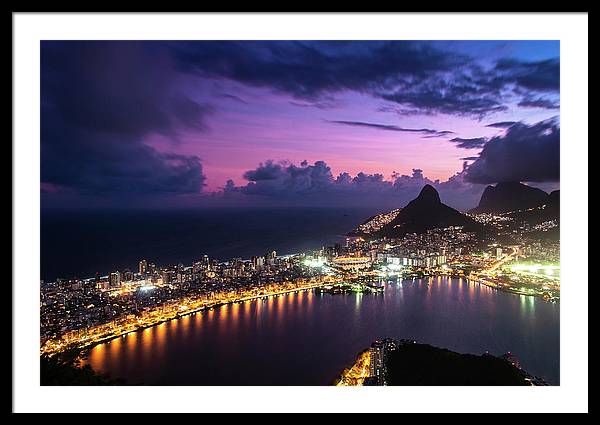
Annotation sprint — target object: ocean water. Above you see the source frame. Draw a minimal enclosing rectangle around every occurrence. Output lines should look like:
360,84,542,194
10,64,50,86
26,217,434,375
41,207,379,282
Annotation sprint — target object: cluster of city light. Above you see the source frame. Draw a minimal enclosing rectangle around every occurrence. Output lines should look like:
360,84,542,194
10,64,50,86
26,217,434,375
469,248,561,300
333,256,370,264
379,264,403,276
303,258,326,268
510,263,560,275
531,220,558,232
467,212,514,225
336,350,371,386
354,208,401,234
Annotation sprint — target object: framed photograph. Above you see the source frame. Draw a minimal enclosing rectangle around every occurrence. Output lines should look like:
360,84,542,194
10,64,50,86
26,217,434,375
12,12,588,413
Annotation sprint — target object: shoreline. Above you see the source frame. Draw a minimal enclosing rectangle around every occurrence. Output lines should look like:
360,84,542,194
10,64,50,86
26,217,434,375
43,283,328,358
401,271,559,302
465,276,560,302
43,275,558,359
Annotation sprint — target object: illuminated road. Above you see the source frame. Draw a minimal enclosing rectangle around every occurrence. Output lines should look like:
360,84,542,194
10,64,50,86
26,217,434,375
487,247,519,273
336,350,371,386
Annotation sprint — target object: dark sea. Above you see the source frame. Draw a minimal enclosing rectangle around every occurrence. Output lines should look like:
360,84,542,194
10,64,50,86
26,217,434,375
41,207,379,282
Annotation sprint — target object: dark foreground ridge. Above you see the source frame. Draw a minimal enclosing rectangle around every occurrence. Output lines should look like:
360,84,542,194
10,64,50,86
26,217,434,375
40,353,125,385
385,343,538,386
338,339,549,386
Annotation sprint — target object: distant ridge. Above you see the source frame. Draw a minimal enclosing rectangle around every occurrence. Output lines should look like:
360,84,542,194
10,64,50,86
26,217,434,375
470,182,548,214
376,185,483,238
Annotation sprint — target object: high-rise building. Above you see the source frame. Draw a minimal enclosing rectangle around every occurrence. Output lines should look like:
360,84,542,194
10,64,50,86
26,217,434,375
123,269,134,282
252,256,265,270
138,259,148,275
109,271,121,287
334,243,342,255
367,338,401,386
192,261,203,274
495,247,503,259
369,341,386,385
265,251,277,267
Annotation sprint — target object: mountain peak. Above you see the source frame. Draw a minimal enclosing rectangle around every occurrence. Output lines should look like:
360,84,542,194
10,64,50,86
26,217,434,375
470,181,548,214
370,183,482,238
415,184,441,204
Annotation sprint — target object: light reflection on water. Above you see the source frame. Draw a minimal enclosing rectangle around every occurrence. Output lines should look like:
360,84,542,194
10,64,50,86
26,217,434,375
86,278,559,385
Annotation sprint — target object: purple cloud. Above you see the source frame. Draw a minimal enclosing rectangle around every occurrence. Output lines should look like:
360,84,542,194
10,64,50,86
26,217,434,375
222,160,486,211
327,120,455,138
449,137,488,149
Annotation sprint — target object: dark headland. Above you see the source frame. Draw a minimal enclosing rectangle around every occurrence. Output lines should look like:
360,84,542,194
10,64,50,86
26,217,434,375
386,343,538,386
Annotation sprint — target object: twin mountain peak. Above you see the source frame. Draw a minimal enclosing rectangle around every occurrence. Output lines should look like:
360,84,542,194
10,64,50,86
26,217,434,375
354,182,559,238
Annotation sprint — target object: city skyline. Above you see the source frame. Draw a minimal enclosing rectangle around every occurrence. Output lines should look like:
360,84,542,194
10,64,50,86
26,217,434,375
41,40,559,211
39,182,562,386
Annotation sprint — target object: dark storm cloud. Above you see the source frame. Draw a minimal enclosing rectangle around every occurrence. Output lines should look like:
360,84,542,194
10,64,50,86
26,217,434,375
327,120,454,137
486,121,518,128
219,93,249,104
223,160,485,211
494,58,560,92
449,137,488,149
170,96,215,131
165,41,559,118
380,83,508,118
168,40,462,100
377,58,557,117
464,119,560,184
242,160,285,181
41,41,210,195
518,97,560,109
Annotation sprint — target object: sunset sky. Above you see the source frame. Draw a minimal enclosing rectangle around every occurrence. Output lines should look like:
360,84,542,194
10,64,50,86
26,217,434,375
41,40,560,210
